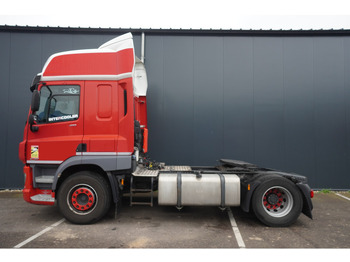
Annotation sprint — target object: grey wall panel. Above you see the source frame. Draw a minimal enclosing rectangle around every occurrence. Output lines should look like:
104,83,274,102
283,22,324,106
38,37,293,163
162,36,194,164
283,37,316,183
344,37,350,190
145,35,166,160
253,37,285,169
0,32,10,188
313,37,347,189
223,37,255,162
193,36,224,165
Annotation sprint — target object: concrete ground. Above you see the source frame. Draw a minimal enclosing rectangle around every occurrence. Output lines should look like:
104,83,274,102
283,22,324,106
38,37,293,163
0,190,349,248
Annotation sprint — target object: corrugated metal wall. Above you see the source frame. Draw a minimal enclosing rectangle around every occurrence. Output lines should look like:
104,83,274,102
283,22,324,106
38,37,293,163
0,28,349,189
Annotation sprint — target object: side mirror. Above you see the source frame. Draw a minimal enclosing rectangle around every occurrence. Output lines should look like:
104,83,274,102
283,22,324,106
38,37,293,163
31,90,40,113
28,114,39,132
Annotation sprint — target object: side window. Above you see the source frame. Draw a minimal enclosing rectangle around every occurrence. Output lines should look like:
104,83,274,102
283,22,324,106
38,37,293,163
36,85,80,124
36,86,50,122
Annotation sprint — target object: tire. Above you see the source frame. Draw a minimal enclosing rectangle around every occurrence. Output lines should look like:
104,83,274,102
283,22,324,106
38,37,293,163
57,171,111,224
251,176,302,227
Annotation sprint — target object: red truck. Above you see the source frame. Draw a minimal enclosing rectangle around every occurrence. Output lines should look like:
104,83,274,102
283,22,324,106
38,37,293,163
19,33,313,226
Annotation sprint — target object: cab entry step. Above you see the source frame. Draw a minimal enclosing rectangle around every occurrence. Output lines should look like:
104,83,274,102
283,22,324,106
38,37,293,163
132,165,192,177
132,167,159,177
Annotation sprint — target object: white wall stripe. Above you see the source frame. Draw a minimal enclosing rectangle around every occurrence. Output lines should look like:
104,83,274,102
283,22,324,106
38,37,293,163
227,208,246,248
14,218,65,248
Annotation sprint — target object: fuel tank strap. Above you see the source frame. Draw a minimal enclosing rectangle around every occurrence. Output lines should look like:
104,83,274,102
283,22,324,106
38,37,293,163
218,173,226,208
177,172,182,208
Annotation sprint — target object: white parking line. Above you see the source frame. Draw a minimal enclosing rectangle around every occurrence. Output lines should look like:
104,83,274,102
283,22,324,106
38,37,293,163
227,208,246,248
335,193,350,201
14,218,65,248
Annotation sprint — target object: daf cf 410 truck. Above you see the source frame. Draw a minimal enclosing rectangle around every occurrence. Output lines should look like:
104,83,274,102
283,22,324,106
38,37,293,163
19,33,313,226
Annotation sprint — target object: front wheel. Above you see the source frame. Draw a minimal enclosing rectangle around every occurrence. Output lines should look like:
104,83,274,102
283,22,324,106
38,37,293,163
251,176,303,227
57,171,111,224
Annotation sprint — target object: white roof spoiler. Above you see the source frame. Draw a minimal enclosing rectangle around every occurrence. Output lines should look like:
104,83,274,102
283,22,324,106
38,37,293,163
99,32,134,51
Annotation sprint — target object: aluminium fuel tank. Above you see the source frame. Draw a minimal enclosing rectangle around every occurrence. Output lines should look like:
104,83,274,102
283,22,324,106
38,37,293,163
158,172,240,207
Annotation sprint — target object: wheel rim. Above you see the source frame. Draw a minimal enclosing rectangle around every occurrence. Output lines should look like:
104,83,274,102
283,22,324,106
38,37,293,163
67,184,98,215
261,186,293,218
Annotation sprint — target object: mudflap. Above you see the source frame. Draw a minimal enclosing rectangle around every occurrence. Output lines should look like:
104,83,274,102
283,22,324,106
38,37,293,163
296,183,313,219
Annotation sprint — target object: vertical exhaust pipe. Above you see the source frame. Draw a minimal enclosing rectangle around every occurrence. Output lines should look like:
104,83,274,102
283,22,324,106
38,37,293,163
141,32,145,63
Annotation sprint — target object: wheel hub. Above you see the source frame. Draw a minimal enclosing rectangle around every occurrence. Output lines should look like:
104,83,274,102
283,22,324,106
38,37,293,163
263,188,284,211
71,187,95,211
267,193,279,205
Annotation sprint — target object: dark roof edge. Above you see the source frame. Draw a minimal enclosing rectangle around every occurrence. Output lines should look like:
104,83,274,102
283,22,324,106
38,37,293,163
1,25,350,36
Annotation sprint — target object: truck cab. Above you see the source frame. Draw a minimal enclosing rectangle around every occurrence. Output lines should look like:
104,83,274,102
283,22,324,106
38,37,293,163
19,33,147,220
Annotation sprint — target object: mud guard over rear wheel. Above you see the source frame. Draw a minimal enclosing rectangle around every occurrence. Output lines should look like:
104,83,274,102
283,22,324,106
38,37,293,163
57,171,112,224
251,176,303,227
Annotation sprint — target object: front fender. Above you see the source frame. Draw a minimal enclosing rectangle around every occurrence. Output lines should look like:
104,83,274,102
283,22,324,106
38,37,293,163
52,156,83,191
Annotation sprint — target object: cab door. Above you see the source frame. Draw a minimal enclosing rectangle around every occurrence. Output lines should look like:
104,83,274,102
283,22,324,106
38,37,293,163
82,81,119,153
26,81,84,164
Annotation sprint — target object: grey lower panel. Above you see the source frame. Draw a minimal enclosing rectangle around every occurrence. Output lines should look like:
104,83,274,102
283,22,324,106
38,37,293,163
52,155,132,190
158,173,240,206
81,155,132,171
116,155,132,170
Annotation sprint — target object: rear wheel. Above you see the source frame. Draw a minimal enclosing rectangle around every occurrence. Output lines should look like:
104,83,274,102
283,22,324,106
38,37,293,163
57,171,111,224
251,176,302,227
